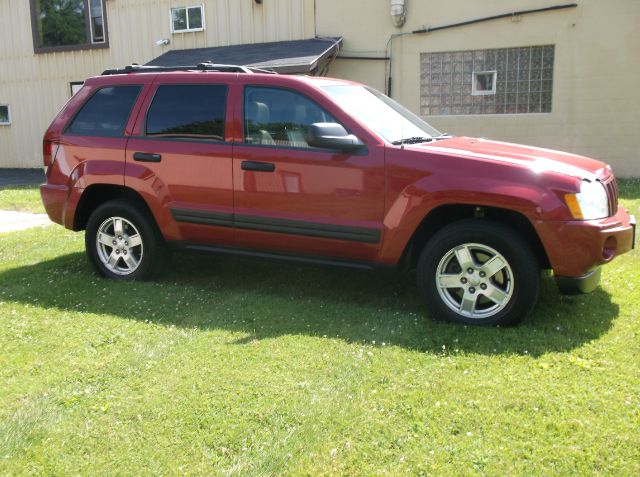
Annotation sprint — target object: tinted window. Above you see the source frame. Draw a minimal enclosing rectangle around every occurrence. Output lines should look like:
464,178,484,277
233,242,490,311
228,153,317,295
66,86,141,137
146,85,227,141
244,87,337,148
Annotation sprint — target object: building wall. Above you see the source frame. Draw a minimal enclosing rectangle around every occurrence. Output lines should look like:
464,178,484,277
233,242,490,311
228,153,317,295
0,0,314,168
318,0,640,177
2,0,639,177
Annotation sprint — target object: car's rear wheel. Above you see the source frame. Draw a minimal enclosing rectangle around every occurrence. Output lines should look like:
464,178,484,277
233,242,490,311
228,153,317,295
85,200,165,280
417,219,540,326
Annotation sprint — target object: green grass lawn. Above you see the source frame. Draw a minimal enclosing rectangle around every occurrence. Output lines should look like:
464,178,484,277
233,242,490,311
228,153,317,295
0,182,638,476
0,186,45,214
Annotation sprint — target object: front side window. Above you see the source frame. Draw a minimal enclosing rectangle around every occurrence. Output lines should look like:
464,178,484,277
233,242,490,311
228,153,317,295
146,85,227,141
171,5,205,33
0,105,11,125
66,86,141,137
244,87,338,148
30,0,107,53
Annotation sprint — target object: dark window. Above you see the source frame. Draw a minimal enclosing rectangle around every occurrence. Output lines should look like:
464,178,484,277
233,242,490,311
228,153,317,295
66,86,141,137
146,85,227,141
30,0,108,53
244,87,337,148
0,105,11,125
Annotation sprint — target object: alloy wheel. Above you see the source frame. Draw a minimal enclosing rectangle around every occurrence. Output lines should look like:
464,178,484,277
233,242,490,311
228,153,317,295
435,242,514,319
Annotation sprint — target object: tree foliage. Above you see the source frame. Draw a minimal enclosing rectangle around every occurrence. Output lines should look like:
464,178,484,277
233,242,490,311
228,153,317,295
36,0,87,48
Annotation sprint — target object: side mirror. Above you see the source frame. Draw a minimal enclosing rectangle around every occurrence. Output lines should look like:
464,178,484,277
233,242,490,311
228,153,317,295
307,123,364,152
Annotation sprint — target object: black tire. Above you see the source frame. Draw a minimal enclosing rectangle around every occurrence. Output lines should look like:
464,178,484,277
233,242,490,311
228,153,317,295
416,219,540,326
85,199,166,280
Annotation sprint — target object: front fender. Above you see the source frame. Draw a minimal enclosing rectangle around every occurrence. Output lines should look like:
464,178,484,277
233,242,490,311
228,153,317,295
378,157,572,264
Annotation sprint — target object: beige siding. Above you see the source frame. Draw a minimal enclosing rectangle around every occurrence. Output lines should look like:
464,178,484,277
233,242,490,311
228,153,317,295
2,0,640,176
0,0,314,168
317,0,640,177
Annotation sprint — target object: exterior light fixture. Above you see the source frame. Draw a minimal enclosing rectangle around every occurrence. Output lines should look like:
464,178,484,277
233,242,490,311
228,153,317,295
390,0,406,27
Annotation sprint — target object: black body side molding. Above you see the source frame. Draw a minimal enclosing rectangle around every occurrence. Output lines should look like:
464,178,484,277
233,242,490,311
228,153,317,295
170,208,381,244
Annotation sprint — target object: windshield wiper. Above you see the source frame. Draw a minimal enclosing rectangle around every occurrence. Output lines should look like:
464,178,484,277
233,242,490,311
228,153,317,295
391,136,434,145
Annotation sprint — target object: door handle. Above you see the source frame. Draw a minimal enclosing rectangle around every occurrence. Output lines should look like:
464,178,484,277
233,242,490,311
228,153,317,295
241,161,275,172
133,152,162,162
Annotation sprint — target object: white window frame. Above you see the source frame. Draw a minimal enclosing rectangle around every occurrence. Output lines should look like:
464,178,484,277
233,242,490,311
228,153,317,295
70,82,85,97
0,104,11,125
170,4,205,33
471,70,497,96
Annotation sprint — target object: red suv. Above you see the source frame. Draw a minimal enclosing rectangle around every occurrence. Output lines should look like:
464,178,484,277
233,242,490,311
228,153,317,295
40,64,636,326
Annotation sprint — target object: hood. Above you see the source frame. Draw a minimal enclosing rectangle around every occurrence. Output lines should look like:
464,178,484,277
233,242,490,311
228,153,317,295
417,137,609,180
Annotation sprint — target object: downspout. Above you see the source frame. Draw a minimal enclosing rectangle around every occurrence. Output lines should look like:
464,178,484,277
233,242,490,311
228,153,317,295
385,3,578,97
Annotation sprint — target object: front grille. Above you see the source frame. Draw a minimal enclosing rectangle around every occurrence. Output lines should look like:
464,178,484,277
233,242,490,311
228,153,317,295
602,176,619,216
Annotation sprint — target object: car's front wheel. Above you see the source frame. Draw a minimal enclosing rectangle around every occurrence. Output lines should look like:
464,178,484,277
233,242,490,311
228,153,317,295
85,200,166,280
417,219,540,326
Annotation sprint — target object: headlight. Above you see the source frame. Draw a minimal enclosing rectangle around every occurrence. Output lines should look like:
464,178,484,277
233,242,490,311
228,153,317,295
565,180,609,220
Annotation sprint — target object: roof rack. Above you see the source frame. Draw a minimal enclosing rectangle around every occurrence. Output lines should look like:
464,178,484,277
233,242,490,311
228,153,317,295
101,62,277,76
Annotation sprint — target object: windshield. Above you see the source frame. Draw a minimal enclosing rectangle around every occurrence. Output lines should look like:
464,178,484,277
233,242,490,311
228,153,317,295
321,85,442,145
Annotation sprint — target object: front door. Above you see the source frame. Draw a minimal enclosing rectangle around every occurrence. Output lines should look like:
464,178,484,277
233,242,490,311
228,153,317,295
232,85,385,262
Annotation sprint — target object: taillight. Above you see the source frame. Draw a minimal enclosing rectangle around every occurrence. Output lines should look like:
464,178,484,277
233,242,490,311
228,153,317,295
43,140,53,167
43,140,58,174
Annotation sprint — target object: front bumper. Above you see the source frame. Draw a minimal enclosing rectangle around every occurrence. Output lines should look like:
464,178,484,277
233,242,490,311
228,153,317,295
535,208,635,279
556,267,602,294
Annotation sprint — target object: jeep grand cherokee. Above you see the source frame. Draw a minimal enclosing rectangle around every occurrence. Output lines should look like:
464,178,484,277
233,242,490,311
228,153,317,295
40,64,636,325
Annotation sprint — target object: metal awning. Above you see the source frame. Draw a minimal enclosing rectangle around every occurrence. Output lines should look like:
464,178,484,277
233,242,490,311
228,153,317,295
145,37,342,75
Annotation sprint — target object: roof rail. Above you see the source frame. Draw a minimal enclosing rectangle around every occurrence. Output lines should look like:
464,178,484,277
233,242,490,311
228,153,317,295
101,62,277,76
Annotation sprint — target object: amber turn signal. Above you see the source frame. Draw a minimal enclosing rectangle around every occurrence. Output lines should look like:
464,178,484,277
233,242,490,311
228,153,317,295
564,194,584,220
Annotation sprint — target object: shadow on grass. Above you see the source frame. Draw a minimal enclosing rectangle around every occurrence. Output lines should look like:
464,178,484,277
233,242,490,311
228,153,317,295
0,251,619,356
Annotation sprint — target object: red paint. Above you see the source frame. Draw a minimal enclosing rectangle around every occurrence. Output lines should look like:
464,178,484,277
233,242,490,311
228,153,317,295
40,71,635,280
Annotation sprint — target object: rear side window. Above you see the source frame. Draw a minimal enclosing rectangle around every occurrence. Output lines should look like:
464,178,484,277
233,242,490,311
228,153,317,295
145,85,227,141
66,86,141,137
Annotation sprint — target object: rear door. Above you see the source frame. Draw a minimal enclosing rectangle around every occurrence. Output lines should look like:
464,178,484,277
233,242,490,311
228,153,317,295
232,82,386,262
53,82,144,188
126,75,235,244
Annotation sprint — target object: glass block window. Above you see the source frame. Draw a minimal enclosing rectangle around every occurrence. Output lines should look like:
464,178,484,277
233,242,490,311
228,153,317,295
420,45,554,116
